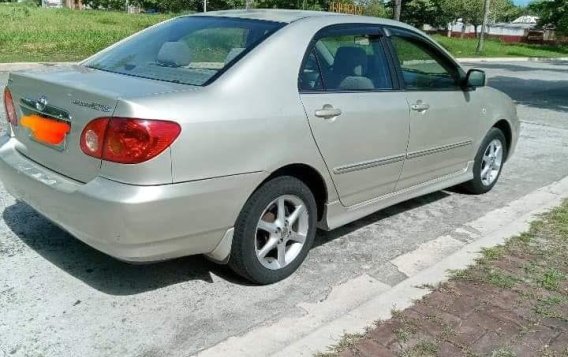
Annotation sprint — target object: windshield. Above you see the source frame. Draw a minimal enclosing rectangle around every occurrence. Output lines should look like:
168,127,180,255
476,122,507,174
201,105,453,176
84,16,284,86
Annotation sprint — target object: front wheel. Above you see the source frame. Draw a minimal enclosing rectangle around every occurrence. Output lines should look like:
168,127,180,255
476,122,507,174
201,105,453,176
461,128,507,194
228,176,317,284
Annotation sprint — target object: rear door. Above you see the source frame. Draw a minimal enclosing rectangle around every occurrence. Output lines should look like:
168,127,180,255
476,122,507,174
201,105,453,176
299,25,410,207
387,29,477,189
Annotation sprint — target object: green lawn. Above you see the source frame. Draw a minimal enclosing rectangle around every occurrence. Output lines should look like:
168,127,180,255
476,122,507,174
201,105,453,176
0,3,173,63
433,34,568,58
1,3,567,63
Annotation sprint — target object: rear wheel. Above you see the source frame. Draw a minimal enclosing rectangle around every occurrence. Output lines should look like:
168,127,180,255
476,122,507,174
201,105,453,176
229,176,317,284
461,128,507,194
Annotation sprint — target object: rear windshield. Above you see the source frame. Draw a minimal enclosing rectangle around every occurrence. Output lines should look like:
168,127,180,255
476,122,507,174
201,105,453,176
84,16,284,86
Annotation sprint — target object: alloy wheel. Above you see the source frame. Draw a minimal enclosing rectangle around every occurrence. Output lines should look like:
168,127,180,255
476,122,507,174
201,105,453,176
480,139,503,186
255,194,309,270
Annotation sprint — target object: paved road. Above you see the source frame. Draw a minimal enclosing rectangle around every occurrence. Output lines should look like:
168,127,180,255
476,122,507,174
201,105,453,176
1,61,567,356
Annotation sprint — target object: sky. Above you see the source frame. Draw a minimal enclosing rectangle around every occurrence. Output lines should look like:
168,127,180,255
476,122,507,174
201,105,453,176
513,0,531,5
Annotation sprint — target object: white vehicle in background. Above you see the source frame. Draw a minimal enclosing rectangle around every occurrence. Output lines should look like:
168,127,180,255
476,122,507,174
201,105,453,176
41,0,63,8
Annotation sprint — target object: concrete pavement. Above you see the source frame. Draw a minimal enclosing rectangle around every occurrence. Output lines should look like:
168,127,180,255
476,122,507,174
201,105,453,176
1,60,568,356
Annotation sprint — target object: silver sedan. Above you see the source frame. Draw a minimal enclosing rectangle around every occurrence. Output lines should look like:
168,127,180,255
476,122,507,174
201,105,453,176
0,9,519,284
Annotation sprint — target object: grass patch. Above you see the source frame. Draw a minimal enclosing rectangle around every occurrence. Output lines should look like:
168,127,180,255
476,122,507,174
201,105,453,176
534,295,564,318
401,339,439,357
314,332,366,357
316,200,568,357
432,34,568,58
395,326,414,343
391,307,405,319
328,332,365,352
538,268,565,291
459,202,568,306
448,268,471,280
487,269,518,289
392,307,419,345
491,347,516,357
481,245,506,260
0,3,174,62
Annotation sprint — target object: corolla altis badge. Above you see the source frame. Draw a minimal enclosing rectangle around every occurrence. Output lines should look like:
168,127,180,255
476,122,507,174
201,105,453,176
35,96,48,112
72,99,112,113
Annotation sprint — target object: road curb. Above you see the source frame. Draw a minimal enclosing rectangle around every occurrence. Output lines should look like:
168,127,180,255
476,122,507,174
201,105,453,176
197,175,568,357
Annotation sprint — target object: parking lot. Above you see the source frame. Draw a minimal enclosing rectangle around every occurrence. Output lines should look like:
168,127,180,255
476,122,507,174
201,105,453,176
1,60,567,356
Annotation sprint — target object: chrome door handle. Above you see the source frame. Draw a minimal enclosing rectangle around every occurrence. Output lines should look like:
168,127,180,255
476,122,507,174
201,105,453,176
411,101,430,112
315,105,342,119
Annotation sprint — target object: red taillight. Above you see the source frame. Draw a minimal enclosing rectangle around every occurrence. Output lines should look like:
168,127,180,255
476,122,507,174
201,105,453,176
3,88,18,127
80,117,181,164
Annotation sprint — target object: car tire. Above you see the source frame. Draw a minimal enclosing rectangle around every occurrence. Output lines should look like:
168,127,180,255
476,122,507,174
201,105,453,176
461,127,508,195
228,176,317,284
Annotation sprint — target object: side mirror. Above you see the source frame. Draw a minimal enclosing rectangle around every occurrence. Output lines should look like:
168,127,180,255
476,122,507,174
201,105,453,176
464,69,486,89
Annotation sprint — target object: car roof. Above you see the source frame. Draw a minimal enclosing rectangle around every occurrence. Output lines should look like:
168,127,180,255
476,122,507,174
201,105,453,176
193,9,337,23
192,9,410,27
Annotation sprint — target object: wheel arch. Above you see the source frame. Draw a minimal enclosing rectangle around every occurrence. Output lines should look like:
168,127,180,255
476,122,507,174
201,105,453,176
206,163,329,265
492,119,513,161
260,163,328,222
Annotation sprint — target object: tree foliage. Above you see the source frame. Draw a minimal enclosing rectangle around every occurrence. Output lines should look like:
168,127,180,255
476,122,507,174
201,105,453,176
529,0,568,35
439,0,521,29
65,0,523,29
387,0,520,29
399,0,451,28
360,0,389,18
78,0,388,16
494,0,523,23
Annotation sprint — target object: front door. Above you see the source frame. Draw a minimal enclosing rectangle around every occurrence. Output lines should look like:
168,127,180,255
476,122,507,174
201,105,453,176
387,29,477,189
299,25,410,207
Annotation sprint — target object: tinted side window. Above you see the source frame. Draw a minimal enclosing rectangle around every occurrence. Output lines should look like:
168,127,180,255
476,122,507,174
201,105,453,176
391,35,460,90
300,33,392,92
299,49,324,91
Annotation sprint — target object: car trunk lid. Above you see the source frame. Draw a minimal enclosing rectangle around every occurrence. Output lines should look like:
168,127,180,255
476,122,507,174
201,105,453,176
7,65,190,183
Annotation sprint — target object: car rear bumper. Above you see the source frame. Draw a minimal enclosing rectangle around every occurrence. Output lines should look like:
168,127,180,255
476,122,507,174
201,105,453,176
0,136,265,262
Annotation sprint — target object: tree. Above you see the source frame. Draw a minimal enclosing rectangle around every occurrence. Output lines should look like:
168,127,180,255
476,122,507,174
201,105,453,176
441,0,518,36
360,0,389,17
529,0,568,35
493,0,523,23
476,0,490,53
442,0,483,36
393,0,401,20
399,0,452,28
